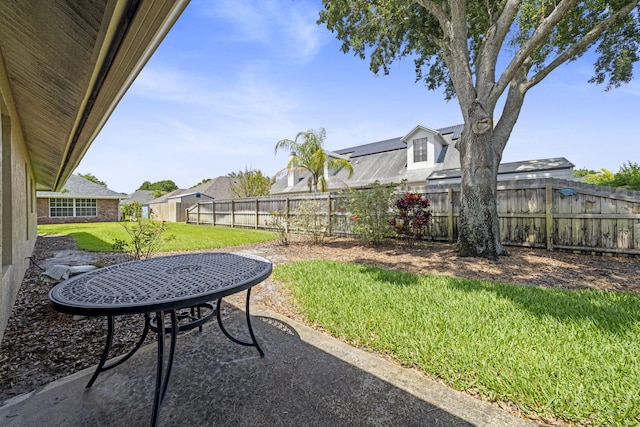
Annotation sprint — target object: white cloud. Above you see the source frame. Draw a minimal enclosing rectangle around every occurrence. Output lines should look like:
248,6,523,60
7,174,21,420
199,0,327,63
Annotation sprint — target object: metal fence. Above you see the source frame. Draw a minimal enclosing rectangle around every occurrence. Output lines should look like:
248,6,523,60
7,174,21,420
186,178,640,255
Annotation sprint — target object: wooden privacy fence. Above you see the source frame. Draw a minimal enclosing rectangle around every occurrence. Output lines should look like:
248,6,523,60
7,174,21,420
186,178,640,255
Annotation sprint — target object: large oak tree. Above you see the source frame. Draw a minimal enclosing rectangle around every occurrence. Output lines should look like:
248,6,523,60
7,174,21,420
319,0,640,259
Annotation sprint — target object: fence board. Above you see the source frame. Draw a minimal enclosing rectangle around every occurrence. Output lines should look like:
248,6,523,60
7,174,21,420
185,179,640,255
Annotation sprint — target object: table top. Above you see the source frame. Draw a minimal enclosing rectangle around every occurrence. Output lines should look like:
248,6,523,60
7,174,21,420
49,252,272,316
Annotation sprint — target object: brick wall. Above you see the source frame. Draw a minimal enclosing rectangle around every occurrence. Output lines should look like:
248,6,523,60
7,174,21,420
37,198,120,224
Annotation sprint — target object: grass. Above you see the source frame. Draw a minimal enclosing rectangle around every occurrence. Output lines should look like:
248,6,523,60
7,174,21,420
37,222,277,252
273,260,640,426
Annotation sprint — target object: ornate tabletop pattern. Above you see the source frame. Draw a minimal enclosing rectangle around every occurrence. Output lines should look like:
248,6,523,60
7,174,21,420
49,252,272,315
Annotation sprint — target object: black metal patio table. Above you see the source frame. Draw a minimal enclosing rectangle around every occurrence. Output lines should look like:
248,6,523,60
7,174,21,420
48,252,272,427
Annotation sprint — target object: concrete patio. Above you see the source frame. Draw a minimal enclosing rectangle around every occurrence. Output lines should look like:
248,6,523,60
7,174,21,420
1,305,535,427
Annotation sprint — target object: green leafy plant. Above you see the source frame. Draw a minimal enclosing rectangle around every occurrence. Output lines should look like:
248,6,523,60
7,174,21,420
611,161,640,190
112,218,175,260
265,212,289,246
290,199,328,244
119,201,142,221
390,193,432,246
228,167,272,197
340,181,397,245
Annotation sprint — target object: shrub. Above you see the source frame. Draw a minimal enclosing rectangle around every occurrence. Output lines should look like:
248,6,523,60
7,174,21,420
290,199,328,244
340,181,397,245
112,218,175,260
119,201,142,221
265,212,289,246
390,193,432,246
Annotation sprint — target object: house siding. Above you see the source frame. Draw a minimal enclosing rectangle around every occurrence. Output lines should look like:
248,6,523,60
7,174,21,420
148,200,186,222
1,56,38,343
37,198,120,224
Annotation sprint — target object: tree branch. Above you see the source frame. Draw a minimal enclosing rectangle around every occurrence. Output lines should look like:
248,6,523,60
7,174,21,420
494,0,581,99
494,67,529,154
413,0,449,28
524,1,639,91
477,0,521,101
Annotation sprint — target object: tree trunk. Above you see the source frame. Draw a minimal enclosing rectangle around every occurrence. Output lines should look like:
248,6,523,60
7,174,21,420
456,102,506,260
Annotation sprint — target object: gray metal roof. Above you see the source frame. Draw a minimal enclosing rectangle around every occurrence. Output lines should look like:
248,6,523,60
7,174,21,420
428,157,575,179
437,124,464,140
37,175,124,199
334,124,463,159
334,137,405,158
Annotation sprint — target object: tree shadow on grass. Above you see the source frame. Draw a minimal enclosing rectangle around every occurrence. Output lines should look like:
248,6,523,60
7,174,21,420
355,264,422,286
447,277,640,334
66,231,115,252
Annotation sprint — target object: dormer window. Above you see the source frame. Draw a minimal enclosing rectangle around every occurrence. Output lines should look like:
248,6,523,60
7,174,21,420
413,137,428,163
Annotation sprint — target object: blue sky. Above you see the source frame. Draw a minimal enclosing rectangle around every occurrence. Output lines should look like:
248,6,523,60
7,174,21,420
77,0,640,194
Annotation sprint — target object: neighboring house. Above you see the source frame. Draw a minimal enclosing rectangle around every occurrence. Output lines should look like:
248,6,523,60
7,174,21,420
0,1,187,343
149,176,239,222
36,175,124,224
120,189,157,218
124,189,157,206
270,123,574,195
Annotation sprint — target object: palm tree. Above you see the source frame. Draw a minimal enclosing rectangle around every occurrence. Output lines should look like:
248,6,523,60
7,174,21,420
274,128,353,192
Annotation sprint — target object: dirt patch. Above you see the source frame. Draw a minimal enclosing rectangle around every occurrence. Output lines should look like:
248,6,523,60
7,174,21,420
1,234,638,405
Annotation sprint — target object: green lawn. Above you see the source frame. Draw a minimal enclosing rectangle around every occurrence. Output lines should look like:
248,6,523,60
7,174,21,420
273,260,640,427
38,222,277,252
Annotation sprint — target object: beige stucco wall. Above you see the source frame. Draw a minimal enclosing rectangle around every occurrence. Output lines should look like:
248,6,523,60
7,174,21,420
1,54,38,343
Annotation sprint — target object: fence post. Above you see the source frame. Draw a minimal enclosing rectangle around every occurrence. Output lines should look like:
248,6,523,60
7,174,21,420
447,187,454,242
231,200,235,228
255,199,259,230
196,202,200,225
545,183,554,251
285,197,290,233
212,201,216,226
327,194,333,236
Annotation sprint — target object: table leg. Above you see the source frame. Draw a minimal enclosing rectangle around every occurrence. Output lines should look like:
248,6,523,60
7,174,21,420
86,316,114,388
150,310,178,427
86,314,151,388
216,288,264,357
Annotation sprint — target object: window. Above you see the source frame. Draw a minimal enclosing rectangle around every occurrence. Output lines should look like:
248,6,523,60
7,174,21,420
50,198,97,217
413,137,428,163
50,198,74,217
75,198,97,216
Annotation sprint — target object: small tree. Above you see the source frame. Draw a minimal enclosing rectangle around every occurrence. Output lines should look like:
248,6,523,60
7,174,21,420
119,201,142,220
341,181,397,245
611,161,640,190
228,168,272,197
290,199,328,244
112,219,175,260
390,193,432,247
583,162,640,190
265,212,289,246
